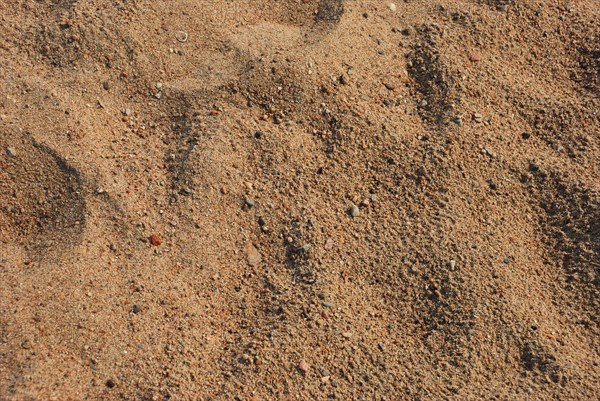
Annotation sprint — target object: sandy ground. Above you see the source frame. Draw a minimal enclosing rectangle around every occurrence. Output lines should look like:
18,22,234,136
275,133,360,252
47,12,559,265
1,0,599,400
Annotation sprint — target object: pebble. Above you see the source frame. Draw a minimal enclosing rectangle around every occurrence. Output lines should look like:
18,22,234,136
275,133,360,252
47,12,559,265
6,147,16,157
389,3,397,11
299,244,312,253
419,99,428,107
246,243,261,266
298,359,309,373
449,260,456,270
469,52,482,62
473,113,483,122
503,258,510,264
245,198,255,208
322,301,334,308
342,332,352,339
150,233,162,246
384,82,396,91
102,80,110,90
132,304,141,314
483,147,495,157
349,204,360,218
324,238,334,250
453,117,464,126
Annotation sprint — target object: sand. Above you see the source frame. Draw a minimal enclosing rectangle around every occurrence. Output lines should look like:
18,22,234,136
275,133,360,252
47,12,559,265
1,0,599,399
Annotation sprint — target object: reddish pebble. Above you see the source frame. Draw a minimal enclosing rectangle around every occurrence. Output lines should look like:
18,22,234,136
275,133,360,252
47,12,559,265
150,233,162,246
469,52,481,62
298,359,309,373
209,110,219,116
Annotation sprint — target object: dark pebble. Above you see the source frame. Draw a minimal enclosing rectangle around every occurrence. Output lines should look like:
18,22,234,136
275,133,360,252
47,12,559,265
132,304,141,314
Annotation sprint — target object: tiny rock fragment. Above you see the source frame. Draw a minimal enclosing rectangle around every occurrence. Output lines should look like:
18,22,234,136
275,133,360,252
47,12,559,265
299,244,311,253
469,52,481,62
349,204,360,218
150,233,162,246
298,359,309,373
246,243,262,266
6,147,17,157
483,147,495,157
324,238,334,250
